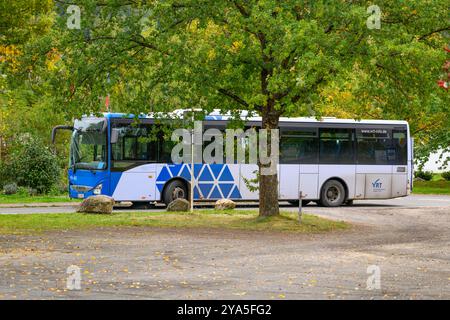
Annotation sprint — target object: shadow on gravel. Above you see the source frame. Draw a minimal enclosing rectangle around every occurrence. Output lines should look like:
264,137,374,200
115,201,402,211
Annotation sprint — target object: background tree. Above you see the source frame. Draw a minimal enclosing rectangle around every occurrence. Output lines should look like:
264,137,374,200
0,0,70,191
0,0,62,153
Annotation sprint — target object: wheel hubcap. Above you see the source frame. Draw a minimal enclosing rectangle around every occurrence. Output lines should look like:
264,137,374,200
326,186,340,202
172,187,185,200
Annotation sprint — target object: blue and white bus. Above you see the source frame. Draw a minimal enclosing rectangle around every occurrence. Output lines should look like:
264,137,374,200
52,112,413,207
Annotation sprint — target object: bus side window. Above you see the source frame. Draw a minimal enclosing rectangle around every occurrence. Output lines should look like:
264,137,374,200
111,123,158,167
393,129,407,165
319,128,354,164
356,128,405,165
123,136,137,160
203,125,226,164
158,136,175,163
280,128,318,164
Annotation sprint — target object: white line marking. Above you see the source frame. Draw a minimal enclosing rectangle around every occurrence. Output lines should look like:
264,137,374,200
415,198,450,202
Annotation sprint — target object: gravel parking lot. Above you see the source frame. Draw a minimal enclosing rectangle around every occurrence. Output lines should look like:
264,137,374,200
0,195,449,299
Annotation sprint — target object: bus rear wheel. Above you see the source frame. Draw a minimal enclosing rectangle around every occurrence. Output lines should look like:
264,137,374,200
163,180,188,205
319,180,346,207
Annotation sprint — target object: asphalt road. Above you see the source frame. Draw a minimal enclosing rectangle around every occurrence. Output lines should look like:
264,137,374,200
0,194,449,299
0,194,449,214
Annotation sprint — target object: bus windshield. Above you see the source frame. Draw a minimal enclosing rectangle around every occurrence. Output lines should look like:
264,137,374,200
70,119,107,170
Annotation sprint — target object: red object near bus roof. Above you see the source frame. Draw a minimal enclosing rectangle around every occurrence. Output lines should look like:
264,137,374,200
105,95,110,111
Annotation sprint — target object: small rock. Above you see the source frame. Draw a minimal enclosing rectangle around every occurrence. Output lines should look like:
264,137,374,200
77,195,115,214
215,199,236,210
167,198,190,212
114,201,133,208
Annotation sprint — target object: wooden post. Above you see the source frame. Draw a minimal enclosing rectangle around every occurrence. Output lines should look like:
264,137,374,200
298,191,303,223
190,112,194,214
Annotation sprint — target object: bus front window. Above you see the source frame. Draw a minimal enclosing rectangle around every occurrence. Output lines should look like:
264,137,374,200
70,120,107,171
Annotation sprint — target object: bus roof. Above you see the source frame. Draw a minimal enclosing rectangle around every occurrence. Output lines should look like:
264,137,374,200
99,111,408,126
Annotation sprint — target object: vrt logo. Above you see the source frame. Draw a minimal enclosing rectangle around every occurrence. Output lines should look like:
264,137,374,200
372,179,383,189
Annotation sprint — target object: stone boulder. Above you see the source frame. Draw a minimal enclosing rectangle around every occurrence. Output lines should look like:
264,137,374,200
167,198,190,212
215,199,236,210
77,195,115,214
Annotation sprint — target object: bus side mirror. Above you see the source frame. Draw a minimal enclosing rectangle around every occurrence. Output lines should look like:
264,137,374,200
111,128,119,144
51,125,74,144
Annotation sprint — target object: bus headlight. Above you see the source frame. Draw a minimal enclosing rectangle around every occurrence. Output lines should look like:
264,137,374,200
93,184,103,195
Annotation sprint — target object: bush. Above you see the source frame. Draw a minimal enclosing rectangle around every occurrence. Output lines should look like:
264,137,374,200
16,186,38,196
3,182,18,195
6,136,61,194
48,183,67,196
441,171,450,181
414,170,433,181
27,188,38,196
16,186,29,196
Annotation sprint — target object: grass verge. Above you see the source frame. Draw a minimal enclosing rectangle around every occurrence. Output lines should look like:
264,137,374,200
413,180,450,195
0,210,349,235
0,194,81,204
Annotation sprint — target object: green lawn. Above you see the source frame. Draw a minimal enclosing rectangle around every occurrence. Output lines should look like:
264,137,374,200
413,180,450,195
431,173,444,181
0,210,350,235
0,194,80,204
412,173,450,195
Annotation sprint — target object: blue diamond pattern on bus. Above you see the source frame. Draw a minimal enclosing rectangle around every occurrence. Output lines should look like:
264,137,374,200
194,164,203,177
229,185,242,199
179,166,192,181
218,166,234,182
199,183,214,198
156,166,171,182
155,164,242,199
219,183,234,198
194,186,201,199
168,164,183,177
209,164,224,179
199,166,214,181
209,185,222,199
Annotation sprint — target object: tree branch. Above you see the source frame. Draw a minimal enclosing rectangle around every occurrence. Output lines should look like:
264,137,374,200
217,88,249,108
418,26,450,40
230,0,250,18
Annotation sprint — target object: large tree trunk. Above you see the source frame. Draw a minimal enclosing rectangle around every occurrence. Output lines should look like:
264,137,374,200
258,108,280,217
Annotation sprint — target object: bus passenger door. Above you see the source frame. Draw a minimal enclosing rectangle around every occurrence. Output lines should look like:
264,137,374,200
299,165,319,200
392,129,408,197
279,165,299,200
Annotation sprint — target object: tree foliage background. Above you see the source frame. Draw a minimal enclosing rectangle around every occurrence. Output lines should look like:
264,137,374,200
0,1,449,202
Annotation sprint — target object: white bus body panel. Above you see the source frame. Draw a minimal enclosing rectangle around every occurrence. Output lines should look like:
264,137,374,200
364,174,392,198
112,164,157,201
354,174,365,199
239,164,259,200
392,165,408,197
111,162,409,202
279,165,300,199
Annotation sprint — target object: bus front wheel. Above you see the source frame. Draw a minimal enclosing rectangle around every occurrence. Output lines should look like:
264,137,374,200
163,180,188,205
319,180,346,207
